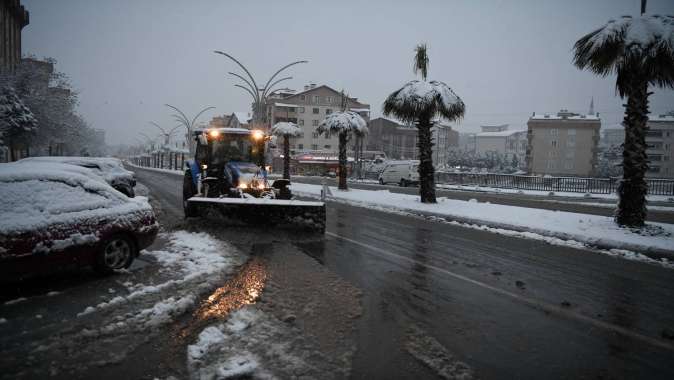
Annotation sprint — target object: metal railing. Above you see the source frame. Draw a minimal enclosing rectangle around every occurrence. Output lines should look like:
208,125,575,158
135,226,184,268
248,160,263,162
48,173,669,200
433,172,674,196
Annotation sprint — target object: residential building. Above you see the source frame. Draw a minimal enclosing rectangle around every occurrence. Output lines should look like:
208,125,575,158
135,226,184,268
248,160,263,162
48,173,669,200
601,125,624,148
366,117,417,159
208,115,233,129
265,84,370,152
526,109,601,177
645,114,674,178
366,117,458,165
458,132,477,153
229,112,252,129
0,0,29,72
475,124,528,167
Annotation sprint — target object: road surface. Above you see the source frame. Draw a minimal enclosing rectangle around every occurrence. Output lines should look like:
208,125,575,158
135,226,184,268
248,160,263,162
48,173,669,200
137,166,674,379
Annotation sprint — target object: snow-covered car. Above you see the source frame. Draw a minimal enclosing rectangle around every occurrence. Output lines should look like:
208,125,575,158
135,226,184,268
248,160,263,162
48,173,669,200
0,162,158,278
18,156,137,197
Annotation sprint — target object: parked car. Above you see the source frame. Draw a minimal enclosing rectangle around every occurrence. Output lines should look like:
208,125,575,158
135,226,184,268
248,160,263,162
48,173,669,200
18,156,137,197
378,160,420,186
0,162,158,279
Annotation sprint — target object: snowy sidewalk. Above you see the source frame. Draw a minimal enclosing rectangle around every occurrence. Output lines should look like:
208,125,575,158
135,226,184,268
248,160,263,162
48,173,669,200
291,183,674,259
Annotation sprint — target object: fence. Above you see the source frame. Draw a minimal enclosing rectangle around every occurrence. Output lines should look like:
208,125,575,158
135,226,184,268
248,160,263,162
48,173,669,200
433,172,674,196
130,151,186,171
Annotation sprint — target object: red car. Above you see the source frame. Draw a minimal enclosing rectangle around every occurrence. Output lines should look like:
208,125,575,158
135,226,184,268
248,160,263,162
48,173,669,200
0,162,158,279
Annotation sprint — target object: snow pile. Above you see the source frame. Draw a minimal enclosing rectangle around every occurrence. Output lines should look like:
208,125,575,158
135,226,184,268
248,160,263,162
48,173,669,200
0,162,152,236
271,121,302,137
76,231,244,318
187,306,312,379
317,111,368,135
290,183,674,256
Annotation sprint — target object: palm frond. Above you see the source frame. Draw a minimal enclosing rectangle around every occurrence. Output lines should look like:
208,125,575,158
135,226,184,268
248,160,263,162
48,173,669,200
573,15,674,96
383,80,465,124
413,44,429,80
317,111,368,136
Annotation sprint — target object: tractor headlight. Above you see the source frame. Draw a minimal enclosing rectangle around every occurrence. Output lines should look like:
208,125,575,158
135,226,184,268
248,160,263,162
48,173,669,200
208,129,220,138
201,164,208,170
238,183,248,189
257,183,266,190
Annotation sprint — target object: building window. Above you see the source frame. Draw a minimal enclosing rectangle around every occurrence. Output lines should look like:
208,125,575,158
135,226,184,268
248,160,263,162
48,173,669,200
565,150,575,159
324,145,331,149
567,128,576,136
299,119,304,126
312,132,319,139
326,109,332,115
664,156,670,161
550,129,559,136
546,160,557,170
564,161,574,170
551,140,557,148
648,166,661,173
313,95,319,104
311,144,318,150
288,107,296,112
299,107,305,113
312,108,319,114
298,144,304,150
312,120,319,127
290,144,295,149
300,95,305,101
566,139,575,148
326,96,333,103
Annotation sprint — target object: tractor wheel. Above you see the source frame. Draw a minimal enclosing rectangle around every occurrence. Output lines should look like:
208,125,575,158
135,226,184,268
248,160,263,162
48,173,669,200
183,170,198,218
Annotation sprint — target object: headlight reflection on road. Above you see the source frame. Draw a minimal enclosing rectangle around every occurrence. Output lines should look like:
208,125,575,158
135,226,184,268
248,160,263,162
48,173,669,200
194,256,267,322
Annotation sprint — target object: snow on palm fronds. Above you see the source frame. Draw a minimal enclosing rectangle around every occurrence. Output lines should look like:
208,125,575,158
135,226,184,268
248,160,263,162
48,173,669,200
573,14,674,96
383,80,465,124
271,121,302,137
317,111,368,136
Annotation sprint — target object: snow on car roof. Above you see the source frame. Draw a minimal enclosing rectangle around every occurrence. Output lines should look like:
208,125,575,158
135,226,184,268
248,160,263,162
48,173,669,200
0,162,152,235
17,157,134,183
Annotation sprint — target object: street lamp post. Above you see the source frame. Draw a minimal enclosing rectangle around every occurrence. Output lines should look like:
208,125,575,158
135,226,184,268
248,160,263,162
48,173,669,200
213,51,307,129
165,104,215,155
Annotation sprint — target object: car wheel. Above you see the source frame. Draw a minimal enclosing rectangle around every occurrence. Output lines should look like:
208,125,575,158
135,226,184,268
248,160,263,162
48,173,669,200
379,178,384,185
95,234,135,274
183,170,198,218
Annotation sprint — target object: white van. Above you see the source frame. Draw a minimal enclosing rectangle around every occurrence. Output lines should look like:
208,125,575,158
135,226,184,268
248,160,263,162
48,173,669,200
378,160,419,186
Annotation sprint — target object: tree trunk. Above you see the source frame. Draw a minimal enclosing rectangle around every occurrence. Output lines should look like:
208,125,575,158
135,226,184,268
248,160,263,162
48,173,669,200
338,132,348,190
417,115,436,203
283,135,290,180
9,141,16,162
616,76,649,227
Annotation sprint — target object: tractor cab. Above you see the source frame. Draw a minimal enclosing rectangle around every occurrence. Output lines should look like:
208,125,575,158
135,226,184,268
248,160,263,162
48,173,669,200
182,127,324,231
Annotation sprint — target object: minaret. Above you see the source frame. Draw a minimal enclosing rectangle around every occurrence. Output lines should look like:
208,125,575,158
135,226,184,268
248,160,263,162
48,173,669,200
589,97,595,115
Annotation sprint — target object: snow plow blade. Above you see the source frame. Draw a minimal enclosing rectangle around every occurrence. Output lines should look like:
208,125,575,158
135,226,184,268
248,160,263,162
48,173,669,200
187,197,326,232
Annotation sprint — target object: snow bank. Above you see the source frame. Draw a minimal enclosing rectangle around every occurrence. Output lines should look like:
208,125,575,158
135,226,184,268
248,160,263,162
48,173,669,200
291,183,674,257
76,231,243,318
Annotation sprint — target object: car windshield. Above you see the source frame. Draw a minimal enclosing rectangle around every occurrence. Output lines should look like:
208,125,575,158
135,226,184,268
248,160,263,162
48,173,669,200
210,134,254,165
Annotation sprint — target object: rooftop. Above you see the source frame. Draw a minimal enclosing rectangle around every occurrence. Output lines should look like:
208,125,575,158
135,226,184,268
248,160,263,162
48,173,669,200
476,130,527,137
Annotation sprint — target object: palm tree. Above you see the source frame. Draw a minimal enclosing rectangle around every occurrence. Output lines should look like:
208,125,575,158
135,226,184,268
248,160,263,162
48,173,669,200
317,111,368,190
573,6,674,227
383,44,465,203
271,121,302,179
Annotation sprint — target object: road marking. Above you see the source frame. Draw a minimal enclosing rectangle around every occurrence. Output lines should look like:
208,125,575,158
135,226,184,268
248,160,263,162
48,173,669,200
326,231,674,352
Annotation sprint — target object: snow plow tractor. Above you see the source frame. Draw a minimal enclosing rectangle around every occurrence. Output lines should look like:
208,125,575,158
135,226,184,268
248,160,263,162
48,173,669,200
182,127,325,231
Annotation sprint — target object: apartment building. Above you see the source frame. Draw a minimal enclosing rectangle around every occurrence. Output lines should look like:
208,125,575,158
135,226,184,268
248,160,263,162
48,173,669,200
526,109,601,177
265,84,370,152
366,117,458,164
601,125,625,148
646,115,674,178
0,0,29,72
475,124,527,167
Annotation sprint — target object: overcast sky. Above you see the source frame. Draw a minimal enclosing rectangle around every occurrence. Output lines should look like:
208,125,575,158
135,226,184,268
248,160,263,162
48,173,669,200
21,0,674,145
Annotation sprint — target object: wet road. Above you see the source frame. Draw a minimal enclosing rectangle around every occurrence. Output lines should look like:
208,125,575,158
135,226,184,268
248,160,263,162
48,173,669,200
289,176,674,223
132,166,674,379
